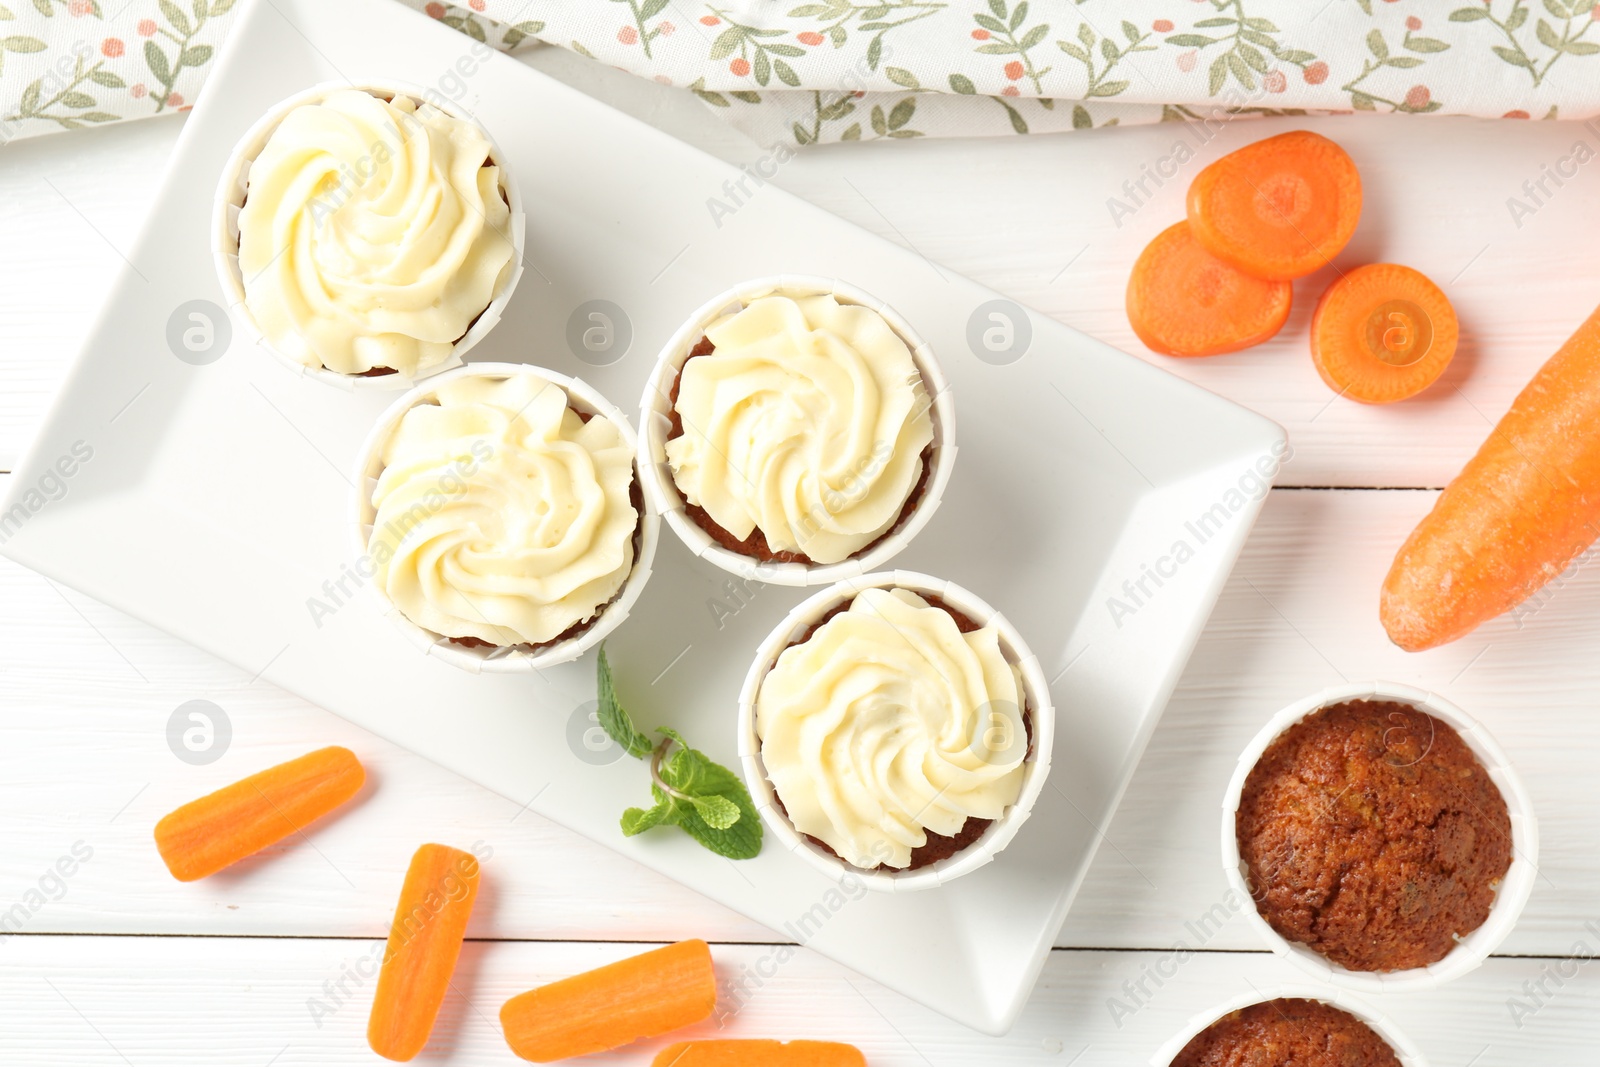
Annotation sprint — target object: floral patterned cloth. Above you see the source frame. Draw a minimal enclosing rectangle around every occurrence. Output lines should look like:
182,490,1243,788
4,0,1600,147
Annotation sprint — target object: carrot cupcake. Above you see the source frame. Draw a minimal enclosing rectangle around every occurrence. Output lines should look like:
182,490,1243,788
647,280,952,583
359,365,650,667
1236,699,1512,972
1169,998,1402,1067
229,86,520,381
745,574,1051,881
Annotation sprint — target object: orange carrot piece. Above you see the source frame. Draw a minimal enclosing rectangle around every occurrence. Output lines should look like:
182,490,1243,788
1187,130,1362,281
1382,301,1600,650
1127,221,1292,357
500,940,717,1062
653,1040,867,1067
367,843,482,1062
1311,263,1459,404
153,746,364,881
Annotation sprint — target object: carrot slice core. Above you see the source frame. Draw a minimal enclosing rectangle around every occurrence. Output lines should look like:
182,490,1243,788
1364,298,1434,367
152,746,365,881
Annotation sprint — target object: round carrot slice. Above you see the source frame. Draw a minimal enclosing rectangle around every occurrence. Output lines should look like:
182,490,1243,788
1126,220,1292,357
1187,130,1362,281
1310,263,1458,404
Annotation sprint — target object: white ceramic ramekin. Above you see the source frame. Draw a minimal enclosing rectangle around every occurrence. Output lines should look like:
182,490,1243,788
737,569,1054,892
1150,986,1427,1067
1222,681,1538,993
213,79,526,391
638,275,956,587
351,362,658,673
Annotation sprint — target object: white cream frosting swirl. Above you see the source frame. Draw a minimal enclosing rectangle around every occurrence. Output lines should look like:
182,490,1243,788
368,374,638,647
664,293,934,565
755,587,1027,870
238,90,515,377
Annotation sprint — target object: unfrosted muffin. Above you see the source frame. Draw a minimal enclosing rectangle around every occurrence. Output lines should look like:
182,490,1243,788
1236,699,1512,972
1169,998,1401,1067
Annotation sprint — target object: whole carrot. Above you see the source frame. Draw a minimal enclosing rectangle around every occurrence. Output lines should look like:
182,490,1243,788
367,844,482,1061
500,939,717,1062
654,1039,867,1066
1382,302,1600,650
153,746,364,881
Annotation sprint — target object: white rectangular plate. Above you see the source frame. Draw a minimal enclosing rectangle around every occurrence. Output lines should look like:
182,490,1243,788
0,0,1284,1034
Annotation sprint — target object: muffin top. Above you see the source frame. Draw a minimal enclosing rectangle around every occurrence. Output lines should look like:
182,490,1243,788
755,587,1026,870
368,373,637,647
1236,699,1512,972
238,90,515,377
664,292,933,565
1170,998,1402,1067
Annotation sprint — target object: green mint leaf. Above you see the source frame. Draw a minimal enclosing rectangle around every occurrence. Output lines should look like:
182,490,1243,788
592,654,763,859
621,795,672,837
655,729,762,859
673,797,762,859
690,793,741,830
595,647,653,760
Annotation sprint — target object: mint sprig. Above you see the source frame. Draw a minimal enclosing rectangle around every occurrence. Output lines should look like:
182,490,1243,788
597,649,763,860
596,647,654,759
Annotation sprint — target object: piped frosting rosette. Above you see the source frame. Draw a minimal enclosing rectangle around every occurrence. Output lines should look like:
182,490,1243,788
738,570,1054,891
640,277,956,589
756,586,1027,871
665,292,934,564
217,84,523,385
353,364,657,671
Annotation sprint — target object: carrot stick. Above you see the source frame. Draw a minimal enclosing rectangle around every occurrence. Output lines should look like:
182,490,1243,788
1311,263,1459,404
1187,129,1362,281
500,939,717,1062
367,843,482,1061
653,1040,867,1067
1127,221,1292,357
153,746,364,881
1382,301,1600,650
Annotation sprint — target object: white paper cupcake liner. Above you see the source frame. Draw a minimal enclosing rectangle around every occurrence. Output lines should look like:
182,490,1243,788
1150,985,1428,1067
638,275,956,587
350,362,659,673
1221,681,1539,993
737,570,1054,893
212,79,527,391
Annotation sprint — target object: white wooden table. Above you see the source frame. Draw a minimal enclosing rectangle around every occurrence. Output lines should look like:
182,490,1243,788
5,47,1600,1066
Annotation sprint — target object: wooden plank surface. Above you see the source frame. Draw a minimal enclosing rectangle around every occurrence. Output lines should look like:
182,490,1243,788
3,935,1596,1065
5,482,1597,955
5,40,1600,1064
